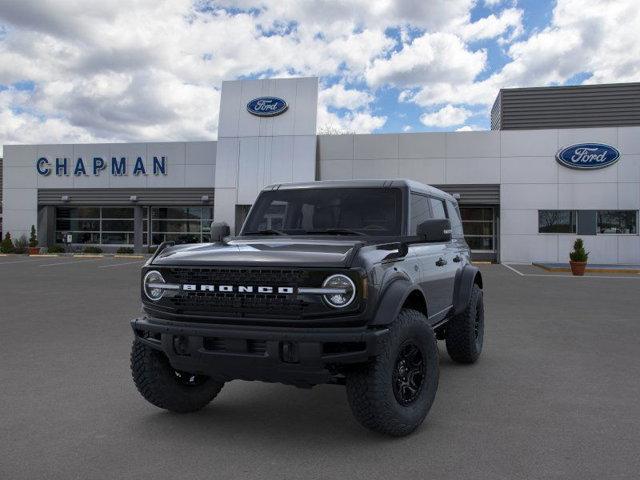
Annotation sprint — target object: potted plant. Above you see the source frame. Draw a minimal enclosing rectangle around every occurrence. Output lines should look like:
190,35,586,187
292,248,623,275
28,225,40,255
569,238,589,276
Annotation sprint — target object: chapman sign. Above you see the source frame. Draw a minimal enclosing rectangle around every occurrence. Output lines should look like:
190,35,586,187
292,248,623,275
36,156,167,177
246,97,288,117
556,143,620,170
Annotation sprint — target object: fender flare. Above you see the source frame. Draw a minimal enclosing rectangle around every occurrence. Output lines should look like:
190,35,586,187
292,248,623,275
452,264,483,316
370,278,427,326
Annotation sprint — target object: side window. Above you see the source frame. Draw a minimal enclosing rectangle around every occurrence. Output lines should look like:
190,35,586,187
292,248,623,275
429,197,447,219
446,200,464,238
410,193,431,234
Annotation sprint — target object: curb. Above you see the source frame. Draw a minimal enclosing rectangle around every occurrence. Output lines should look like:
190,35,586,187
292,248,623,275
533,263,640,275
114,254,145,259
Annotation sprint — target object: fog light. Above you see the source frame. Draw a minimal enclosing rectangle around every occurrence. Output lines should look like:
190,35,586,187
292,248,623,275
173,336,190,355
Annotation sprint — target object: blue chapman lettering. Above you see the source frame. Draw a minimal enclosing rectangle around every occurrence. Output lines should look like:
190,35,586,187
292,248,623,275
36,156,167,176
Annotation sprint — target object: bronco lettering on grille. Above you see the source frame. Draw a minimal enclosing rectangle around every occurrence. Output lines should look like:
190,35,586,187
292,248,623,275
181,284,295,294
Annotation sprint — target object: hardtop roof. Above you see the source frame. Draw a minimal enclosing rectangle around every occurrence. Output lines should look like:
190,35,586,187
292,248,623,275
262,179,455,201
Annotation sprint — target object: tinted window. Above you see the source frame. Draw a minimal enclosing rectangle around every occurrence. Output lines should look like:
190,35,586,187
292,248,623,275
430,198,447,219
243,188,403,235
410,193,431,235
597,210,637,234
446,200,464,237
538,210,576,233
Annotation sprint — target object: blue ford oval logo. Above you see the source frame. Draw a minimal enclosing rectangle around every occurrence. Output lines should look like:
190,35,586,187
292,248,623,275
247,97,288,117
556,143,620,170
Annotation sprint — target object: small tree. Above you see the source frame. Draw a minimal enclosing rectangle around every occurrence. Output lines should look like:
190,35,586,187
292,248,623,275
29,225,38,248
569,238,589,262
1,232,15,253
13,235,28,254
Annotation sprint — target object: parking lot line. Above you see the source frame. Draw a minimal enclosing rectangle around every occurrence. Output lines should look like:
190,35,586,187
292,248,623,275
38,258,103,267
98,260,145,269
0,257,56,266
502,263,524,276
502,263,640,280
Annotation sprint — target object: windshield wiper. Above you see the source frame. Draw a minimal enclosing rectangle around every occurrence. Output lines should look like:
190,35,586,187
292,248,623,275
244,229,287,236
307,228,365,236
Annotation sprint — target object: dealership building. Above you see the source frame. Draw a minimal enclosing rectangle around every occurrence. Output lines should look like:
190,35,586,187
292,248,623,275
1,78,639,264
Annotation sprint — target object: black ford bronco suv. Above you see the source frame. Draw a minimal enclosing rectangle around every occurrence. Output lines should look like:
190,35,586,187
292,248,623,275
131,180,484,436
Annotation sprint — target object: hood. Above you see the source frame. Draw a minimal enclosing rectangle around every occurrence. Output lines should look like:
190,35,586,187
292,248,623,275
151,237,364,268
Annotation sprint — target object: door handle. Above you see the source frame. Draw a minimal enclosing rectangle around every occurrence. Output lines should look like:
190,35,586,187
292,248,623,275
435,257,447,267
453,255,461,263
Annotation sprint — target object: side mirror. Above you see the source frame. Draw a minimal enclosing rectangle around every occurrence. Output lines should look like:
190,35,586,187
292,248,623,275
417,219,452,243
210,222,230,242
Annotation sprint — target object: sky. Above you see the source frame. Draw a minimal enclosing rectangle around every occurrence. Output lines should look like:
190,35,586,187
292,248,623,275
0,0,638,154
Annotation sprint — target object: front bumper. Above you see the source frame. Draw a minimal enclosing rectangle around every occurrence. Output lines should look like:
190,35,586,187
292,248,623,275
131,316,388,387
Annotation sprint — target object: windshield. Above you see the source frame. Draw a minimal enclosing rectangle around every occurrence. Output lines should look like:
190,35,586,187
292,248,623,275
242,188,403,236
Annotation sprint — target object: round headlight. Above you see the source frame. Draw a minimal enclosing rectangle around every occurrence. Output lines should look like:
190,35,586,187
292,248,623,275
322,274,356,309
143,270,166,301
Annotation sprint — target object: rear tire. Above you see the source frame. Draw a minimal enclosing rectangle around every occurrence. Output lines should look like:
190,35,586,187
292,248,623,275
445,283,484,364
345,309,439,436
131,340,224,413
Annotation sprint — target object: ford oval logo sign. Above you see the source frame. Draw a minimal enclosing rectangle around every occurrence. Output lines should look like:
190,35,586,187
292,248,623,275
247,97,288,117
556,143,620,170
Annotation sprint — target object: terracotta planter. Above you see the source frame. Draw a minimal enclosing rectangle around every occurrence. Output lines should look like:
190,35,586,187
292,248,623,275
569,261,587,276
28,246,40,255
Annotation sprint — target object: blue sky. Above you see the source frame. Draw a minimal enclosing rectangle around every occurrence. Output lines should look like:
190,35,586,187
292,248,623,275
0,0,638,150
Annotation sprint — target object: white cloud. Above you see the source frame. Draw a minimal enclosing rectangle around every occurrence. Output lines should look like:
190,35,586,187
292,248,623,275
317,106,386,134
319,84,373,110
456,125,484,131
402,125,413,132
459,7,523,42
366,32,486,88
420,105,472,127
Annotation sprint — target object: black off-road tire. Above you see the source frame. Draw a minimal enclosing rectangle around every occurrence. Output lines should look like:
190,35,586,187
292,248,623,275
445,283,484,364
131,340,224,413
345,309,439,436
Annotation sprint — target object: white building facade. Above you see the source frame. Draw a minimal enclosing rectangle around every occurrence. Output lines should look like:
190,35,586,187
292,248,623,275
2,77,639,264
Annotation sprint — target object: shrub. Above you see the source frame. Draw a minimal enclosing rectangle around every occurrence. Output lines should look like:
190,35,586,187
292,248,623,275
83,246,103,254
569,238,589,262
1,233,15,253
116,247,135,254
13,235,29,254
47,245,65,254
29,225,38,248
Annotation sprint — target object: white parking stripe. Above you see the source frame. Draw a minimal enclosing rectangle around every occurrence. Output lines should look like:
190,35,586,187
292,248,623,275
502,263,524,276
0,257,55,266
38,258,102,267
98,260,145,269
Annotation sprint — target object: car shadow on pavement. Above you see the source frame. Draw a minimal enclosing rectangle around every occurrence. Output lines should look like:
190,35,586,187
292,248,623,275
129,345,464,445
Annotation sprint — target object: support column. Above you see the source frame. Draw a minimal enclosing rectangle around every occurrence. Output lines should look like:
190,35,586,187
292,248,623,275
37,206,56,247
133,206,144,253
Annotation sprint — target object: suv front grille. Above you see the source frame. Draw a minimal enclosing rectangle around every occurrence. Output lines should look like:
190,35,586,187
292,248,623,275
160,267,325,319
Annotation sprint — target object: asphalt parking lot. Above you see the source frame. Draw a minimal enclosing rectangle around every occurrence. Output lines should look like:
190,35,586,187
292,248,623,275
1,256,639,479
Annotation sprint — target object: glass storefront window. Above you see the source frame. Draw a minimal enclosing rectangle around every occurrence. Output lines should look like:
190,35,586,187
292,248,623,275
55,206,135,246
149,206,214,245
460,207,495,252
597,211,638,234
538,210,577,233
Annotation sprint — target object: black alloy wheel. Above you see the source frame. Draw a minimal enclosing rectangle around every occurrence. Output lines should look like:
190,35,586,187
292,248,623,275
392,341,426,406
